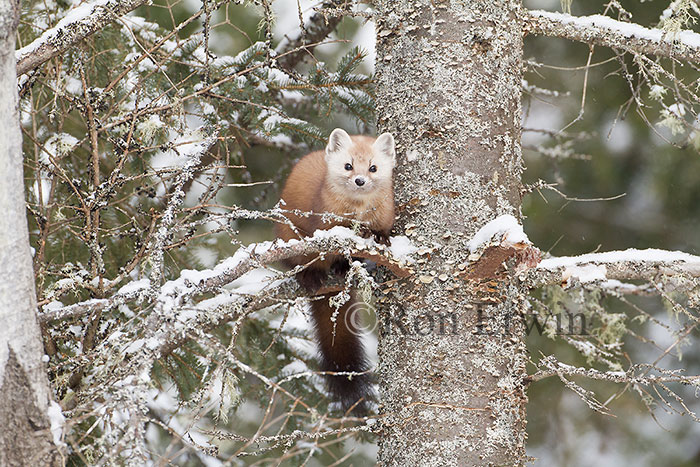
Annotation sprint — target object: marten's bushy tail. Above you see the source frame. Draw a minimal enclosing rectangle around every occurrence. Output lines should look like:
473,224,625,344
310,293,373,413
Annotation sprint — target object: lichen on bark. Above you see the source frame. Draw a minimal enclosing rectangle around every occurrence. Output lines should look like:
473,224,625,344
374,1,528,465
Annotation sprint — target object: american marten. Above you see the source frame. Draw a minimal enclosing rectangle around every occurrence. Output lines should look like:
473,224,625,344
275,128,396,412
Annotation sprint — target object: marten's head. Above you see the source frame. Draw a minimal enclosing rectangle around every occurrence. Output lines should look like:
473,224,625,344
324,128,395,197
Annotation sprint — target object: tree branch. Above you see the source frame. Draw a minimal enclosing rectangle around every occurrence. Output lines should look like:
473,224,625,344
530,355,700,421
531,355,700,386
39,227,414,323
526,248,700,289
524,9,700,64
16,0,150,76
275,0,351,71
16,0,236,76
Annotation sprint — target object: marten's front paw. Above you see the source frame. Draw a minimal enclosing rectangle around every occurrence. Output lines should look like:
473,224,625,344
373,231,391,246
297,268,324,292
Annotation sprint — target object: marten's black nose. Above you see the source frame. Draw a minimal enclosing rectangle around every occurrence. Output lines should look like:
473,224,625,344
355,178,365,186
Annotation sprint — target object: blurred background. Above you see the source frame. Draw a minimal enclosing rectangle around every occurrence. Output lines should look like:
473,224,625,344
524,1,700,466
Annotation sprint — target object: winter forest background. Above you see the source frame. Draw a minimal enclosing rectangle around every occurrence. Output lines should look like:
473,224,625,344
14,0,700,465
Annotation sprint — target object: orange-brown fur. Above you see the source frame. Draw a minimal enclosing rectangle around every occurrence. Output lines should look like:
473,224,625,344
275,130,395,412
275,137,394,257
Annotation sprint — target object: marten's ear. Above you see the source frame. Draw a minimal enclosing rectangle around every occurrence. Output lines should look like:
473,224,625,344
373,132,395,168
326,128,353,156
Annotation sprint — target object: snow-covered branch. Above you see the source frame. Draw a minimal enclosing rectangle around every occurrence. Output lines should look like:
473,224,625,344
40,227,415,323
143,226,415,343
15,0,239,75
147,134,218,285
525,9,700,63
528,248,700,290
16,0,150,75
465,217,700,293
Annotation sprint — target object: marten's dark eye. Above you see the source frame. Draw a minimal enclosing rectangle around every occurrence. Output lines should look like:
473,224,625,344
344,163,353,171
369,165,377,173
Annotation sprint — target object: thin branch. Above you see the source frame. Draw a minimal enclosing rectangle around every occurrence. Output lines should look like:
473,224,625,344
275,0,351,71
530,355,700,385
146,134,218,285
531,356,700,423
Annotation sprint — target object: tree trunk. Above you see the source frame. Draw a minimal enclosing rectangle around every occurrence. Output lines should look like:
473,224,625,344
375,1,528,465
0,1,62,465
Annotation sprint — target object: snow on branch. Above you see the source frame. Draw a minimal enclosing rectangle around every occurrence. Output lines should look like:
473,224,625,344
143,227,414,341
147,132,218,285
466,214,530,254
40,227,416,324
463,216,700,294
54,227,414,459
463,215,541,280
528,248,700,290
15,0,237,75
16,0,150,76
525,9,700,64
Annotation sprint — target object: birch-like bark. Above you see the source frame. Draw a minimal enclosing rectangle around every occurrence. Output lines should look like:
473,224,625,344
375,1,527,464
0,1,61,464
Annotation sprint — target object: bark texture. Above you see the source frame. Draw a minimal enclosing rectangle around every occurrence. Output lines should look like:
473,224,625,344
0,1,62,464
374,1,528,465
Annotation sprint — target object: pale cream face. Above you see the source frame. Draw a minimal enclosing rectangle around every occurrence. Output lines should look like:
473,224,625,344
325,129,395,198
